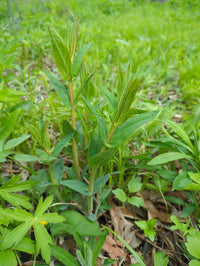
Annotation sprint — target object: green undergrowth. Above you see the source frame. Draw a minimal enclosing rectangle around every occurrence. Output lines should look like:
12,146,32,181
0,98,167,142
1,0,200,265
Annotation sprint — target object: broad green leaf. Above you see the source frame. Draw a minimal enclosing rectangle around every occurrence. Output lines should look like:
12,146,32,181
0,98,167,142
88,127,102,159
52,132,73,158
45,70,70,107
4,134,30,150
189,260,200,266
172,172,192,191
109,111,158,148
112,188,127,203
35,149,55,163
51,245,79,266
0,89,26,102
0,220,32,250
128,196,144,207
82,96,107,145
61,180,90,196
0,151,10,163
93,174,110,194
35,196,53,216
88,150,113,167
30,169,48,196
0,250,17,266
128,177,142,193
14,238,35,254
37,213,65,223
64,166,77,180
49,26,71,80
72,42,91,77
14,154,39,162
59,210,103,236
153,252,169,266
181,203,196,218
186,235,200,259
148,152,192,165
166,120,194,151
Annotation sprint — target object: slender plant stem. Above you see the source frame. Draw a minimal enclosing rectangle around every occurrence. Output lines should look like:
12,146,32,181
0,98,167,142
88,122,118,214
69,79,81,180
49,163,63,202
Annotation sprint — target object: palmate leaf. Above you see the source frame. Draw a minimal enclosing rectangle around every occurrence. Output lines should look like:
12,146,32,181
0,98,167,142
36,213,65,224
0,192,33,209
34,195,53,216
34,221,52,264
48,26,71,81
0,220,33,250
14,237,35,254
109,111,158,148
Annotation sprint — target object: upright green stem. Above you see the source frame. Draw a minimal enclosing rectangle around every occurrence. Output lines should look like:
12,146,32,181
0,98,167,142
69,80,81,180
49,163,63,202
88,122,118,214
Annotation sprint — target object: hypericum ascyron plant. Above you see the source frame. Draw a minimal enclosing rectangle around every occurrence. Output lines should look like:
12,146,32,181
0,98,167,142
48,20,158,217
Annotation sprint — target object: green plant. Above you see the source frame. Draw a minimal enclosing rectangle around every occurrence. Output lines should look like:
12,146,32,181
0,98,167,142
135,219,157,242
113,176,144,208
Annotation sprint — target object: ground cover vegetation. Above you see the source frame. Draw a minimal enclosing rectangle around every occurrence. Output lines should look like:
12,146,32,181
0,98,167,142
0,0,200,265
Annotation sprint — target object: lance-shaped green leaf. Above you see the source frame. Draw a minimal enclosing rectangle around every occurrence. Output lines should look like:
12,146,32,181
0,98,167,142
0,250,17,266
100,84,117,113
52,132,73,158
34,195,53,216
93,174,110,194
61,180,90,196
48,26,71,80
72,42,92,78
45,69,70,107
109,111,158,148
166,120,194,152
148,152,192,165
81,95,107,145
51,245,79,266
88,150,113,167
4,134,30,150
113,75,140,124
73,72,95,107
36,213,65,224
14,154,39,162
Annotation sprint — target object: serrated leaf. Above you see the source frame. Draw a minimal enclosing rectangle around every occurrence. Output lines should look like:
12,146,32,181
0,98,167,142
49,26,71,80
4,134,30,150
72,42,91,77
109,111,158,148
128,196,144,207
0,220,32,249
112,188,127,203
37,213,65,223
14,237,35,254
0,192,33,209
128,177,142,193
35,196,53,216
51,245,79,266
45,70,70,107
148,152,192,165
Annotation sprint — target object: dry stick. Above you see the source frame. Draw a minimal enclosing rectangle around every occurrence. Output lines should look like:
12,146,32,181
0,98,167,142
69,79,81,180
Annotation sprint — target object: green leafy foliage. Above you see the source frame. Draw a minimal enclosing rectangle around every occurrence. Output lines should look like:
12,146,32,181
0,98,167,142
135,219,157,242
